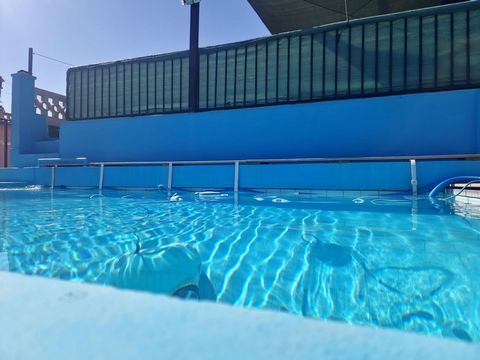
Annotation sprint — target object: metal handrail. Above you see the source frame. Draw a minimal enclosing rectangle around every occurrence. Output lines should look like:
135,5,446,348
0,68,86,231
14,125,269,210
87,153,480,167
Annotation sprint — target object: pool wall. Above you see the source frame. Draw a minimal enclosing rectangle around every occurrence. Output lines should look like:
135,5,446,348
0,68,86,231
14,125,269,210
2,159,480,192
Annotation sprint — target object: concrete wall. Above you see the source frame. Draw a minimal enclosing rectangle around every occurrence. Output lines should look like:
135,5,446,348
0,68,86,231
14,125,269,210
60,89,480,162
10,72,59,167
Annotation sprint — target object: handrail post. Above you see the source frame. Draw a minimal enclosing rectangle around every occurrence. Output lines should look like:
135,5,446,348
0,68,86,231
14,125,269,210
234,161,240,192
50,165,56,189
168,162,173,190
410,159,418,196
99,163,105,190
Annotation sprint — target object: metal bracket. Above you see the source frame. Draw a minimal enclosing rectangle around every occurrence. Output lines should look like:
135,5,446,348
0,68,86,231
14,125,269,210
234,161,240,192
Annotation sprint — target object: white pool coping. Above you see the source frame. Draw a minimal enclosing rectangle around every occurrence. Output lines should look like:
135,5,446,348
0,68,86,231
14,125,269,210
0,272,478,360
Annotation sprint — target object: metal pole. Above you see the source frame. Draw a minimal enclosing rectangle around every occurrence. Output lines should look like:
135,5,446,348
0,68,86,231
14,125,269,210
28,48,33,75
410,159,418,196
99,164,105,190
344,0,349,22
3,120,8,168
188,3,200,112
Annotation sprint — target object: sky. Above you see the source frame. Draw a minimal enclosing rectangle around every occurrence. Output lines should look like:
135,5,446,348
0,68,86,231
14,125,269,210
0,0,269,112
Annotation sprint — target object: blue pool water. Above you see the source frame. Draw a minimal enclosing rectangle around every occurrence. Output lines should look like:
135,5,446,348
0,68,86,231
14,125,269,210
0,188,479,342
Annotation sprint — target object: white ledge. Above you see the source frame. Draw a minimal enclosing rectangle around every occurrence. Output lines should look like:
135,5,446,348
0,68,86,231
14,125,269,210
0,273,478,360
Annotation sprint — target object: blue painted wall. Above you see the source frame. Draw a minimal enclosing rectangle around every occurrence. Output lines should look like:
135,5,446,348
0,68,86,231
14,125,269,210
10,72,59,167
60,89,480,162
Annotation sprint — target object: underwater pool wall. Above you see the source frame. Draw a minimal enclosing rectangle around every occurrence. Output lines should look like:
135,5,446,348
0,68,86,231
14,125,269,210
2,159,480,192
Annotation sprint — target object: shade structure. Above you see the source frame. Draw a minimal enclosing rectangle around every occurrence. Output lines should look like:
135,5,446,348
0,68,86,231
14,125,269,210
247,0,467,33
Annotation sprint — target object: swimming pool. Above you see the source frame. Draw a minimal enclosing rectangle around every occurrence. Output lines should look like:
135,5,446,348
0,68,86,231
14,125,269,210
0,187,479,342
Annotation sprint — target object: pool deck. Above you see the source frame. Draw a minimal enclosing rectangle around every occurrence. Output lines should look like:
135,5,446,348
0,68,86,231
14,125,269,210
0,272,478,359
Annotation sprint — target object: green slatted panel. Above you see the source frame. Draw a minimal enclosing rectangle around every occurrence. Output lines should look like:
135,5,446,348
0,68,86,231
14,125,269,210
364,24,376,94
81,70,88,118
139,63,147,113
124,64,132,115
437,13,452,87
235,47,246,106
131,63,139,114
164,60,172,111
87,69,95,118
324,31,336,97
94,68,102,117
214,51,225,107
312,33,324,98
246,44,256,105
147,62,156,113
181,57,189,110
74,70,81,119
277,38,288,102
471,9,480,82
421,16,435,89
67,71,75,119
453,11,468,85
377,21,391,92
172,58,182,111
110,65,117,116
207,53,216,108
406,17,420,90
155,61,164,112
266,40,278,103
101,68,109,117
350,25,362,95
117,64,124,115
288,35,300,101
391,19,406,91
198,54,207,109
256,42,267,104
225,49,236,107
300,35,312,100
337,29,349,96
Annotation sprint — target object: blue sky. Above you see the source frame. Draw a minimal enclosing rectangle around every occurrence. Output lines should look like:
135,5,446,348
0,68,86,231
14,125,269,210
0,0,268,112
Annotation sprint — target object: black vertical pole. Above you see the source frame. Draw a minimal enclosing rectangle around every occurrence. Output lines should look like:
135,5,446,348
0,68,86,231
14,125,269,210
3,120,8,168
28,48,33,75
189,3,200,112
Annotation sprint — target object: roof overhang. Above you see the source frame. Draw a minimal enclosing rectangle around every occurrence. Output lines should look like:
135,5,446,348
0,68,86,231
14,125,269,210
247,0,467,34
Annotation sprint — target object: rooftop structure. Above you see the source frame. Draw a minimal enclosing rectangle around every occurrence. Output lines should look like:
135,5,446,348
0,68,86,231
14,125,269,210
66,1,480,121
